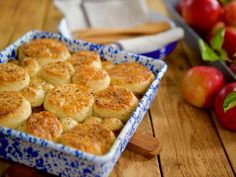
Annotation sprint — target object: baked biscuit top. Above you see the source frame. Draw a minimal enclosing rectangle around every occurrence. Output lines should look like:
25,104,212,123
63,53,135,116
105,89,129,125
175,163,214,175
68,50,101,68
18,39,70,59
0,91,24,119
72,66,108,83
61,122,115,155
108,62,154,84
0,63,28,83
95,86,135,110
45,84,93,115
41,61,74,77
26,111,62,141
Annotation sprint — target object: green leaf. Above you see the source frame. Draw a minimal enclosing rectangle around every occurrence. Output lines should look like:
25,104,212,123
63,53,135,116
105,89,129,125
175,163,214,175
198,39,220,62
217,49,228,61
220,0,231,5
210,28,225,50
223,90,236,112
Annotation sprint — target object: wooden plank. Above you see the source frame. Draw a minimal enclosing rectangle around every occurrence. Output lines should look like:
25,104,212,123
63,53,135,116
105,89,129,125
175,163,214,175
181,37,236,175
211,111,236,174
149,0,236,175
181,28,236,175
110,114,161,177
0,160,11,177
43,1,63,32
0,0,51,176
9,0,50,42
150,44,234,176
180,42,203,66
0,0,21,49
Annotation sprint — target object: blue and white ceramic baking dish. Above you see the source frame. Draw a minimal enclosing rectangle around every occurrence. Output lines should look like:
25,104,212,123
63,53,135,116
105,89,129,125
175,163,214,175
0,31,167,177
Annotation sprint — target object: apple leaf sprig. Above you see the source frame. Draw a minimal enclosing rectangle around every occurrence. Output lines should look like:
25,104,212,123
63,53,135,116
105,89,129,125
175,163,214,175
199,28,228,62
219,0,231,5
223,89,236,112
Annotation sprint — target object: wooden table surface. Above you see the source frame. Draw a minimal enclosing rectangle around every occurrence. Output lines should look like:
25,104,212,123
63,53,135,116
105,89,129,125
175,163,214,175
0,0,236,177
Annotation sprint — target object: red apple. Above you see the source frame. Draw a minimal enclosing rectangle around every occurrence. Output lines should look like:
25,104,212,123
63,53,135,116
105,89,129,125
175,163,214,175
223,26,236,58
214,82,236,131
230,63,236,74
182,0,223,34
224,1,236,27
176,0,191,14
181,66,225,108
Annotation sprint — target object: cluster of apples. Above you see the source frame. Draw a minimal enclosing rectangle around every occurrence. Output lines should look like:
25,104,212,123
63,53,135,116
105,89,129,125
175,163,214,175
181,66,236,132
177,0,236,71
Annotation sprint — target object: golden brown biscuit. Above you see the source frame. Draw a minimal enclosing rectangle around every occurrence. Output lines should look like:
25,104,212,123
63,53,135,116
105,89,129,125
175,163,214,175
30,77,54,93
42,82,54,93
26,111,62,141
8,59,20,65
0,91,31,129
20,57,41,77
68,50,101,69
0,63,30,92
101,60,114,71
41,61,74,85
94,86,139,122
44,84,94,122
84,116,123,131
18,39,71,66
59,117,78,132
84,116,103,124
21,82,45,107
61,122,115,155
16,121,26,132
108,62,155,95
102,117,123,131
72,66,110,93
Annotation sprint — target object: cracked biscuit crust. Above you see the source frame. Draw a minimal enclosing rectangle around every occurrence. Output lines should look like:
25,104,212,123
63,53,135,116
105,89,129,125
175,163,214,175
41,61,74,85
72,66,110,93
0,91,31,128
68,50,101,69
18,39,71,66
108,62,154,95
94,86,139,122
26,111,62,141
44,84,94,122
0,63,30,92
61,122,115,155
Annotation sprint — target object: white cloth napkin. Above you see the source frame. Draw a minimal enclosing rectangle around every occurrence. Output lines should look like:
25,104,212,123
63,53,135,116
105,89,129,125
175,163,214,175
54,0,184,53
109,28,184,53
54,0,149,31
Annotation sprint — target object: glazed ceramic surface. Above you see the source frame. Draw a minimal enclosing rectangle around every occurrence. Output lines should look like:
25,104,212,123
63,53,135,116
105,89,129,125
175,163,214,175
0,31,167,177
